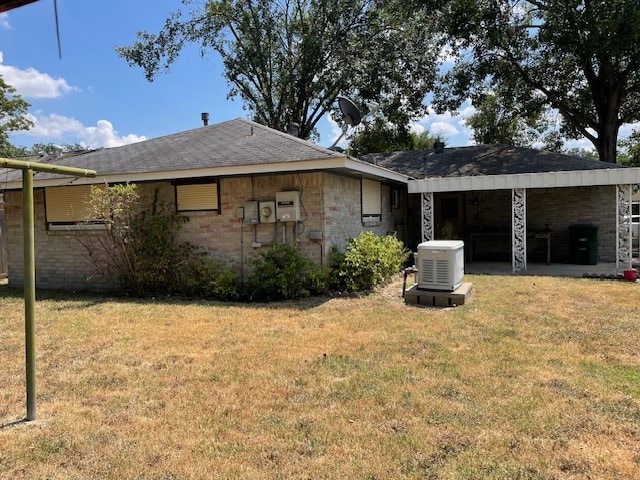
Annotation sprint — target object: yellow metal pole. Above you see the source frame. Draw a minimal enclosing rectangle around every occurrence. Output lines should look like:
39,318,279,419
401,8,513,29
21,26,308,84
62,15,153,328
22,168,36,421
1,157,96,421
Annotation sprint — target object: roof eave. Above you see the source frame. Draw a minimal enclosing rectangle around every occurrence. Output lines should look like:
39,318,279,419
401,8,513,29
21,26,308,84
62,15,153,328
408,168,640,193
1,155,409,190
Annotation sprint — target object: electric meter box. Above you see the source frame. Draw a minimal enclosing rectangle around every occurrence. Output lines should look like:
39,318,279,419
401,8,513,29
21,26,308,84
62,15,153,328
243,201,259,224
276,191,301,222
259,201,276,223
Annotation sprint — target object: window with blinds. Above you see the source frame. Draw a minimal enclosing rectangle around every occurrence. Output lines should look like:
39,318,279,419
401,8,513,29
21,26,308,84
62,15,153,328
175,182,219,212
361,178,381,222
45,185,100,224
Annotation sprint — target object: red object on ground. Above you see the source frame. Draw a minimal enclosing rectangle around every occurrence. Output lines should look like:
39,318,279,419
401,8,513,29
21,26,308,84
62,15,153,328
623,269,638,282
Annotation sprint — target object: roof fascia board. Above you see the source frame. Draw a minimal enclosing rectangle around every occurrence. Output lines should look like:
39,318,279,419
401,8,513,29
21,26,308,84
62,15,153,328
344,158,409,183
408,168,640,193
2,155,408,189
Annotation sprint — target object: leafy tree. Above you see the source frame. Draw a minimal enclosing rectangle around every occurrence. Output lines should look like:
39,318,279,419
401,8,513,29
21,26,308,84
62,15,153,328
0,76,33,157
618,129,640,166
465,92,547,146
563,147,599,161
349,117,442,156
117,0,439,140
432,0,640,163
1,141,89,159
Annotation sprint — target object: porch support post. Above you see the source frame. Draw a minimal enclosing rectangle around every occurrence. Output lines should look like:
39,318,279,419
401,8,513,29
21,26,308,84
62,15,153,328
512,188,527,273
616,184,632,271
421,192,434,242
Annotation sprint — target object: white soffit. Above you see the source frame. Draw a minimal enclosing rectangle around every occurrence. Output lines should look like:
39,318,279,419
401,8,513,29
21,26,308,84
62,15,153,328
408,168,640,193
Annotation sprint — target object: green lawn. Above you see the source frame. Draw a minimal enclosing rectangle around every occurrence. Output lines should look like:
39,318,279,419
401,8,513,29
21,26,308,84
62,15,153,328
1,274,639,479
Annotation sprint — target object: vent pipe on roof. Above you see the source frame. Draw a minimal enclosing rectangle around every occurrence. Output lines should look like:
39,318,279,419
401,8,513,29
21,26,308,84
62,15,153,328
287,122,300,137
52,145,63,158
201,112,210,126
434,141,445,154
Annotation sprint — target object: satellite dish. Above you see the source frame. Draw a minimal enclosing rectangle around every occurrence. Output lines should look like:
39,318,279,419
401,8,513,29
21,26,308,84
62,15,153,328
338,97,362,126
330,97,362,150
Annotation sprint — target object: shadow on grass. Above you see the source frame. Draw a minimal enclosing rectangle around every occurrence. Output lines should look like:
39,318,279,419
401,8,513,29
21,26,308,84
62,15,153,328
0,283,335,311
0,418,29,430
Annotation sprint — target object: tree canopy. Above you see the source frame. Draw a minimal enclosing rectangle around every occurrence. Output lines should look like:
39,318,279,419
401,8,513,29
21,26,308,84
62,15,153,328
432,0,640,163
117,0,439,140
618,129,640,166
348,117,442,157
464,91,547,147
0,76,33,157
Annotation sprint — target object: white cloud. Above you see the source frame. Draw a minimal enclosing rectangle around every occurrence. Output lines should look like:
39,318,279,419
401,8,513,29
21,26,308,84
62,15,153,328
0,51,77,98
20,113,146,148
84,120,147,148
620,122,640,138
409,122,425,135
0,13,10,29
562,137,595,152
430,121,460,138
458,100,477,119
410,103,476,146
326,115,349,149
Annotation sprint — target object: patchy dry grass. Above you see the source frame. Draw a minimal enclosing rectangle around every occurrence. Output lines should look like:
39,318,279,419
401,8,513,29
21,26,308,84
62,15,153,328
1,274,639,479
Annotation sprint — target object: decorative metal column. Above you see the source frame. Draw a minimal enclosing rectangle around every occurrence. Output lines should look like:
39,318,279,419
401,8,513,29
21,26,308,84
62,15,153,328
512,188,527,273
616,184,632,271
421,192,434,242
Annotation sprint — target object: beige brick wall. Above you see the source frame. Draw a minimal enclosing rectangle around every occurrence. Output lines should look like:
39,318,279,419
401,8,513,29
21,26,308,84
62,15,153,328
4,171,404,290
464,186,616,262
323,173,398,252
4,189,116,290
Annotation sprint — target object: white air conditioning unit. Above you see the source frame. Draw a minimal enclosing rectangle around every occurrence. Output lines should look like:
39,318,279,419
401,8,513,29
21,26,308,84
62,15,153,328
415,240,464,291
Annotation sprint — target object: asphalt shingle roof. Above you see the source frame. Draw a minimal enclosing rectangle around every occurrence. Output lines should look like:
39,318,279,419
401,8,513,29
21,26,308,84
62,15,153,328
0,118,344,183
361,144,627,179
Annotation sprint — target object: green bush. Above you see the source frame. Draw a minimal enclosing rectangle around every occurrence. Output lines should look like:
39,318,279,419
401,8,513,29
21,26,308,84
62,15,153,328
123,205,193,295
329,231,409,293
177,256,239,301
247,243,327,301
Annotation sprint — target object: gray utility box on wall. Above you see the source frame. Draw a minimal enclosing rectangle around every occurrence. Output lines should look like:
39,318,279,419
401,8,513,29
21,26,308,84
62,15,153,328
276,191,301,222
243,201,259,224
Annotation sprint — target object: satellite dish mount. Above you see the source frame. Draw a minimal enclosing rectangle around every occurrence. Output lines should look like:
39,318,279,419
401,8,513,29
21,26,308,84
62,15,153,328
330,97,362,149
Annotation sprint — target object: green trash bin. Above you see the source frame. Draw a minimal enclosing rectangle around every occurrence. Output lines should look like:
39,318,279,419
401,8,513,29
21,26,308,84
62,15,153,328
568,224,599,265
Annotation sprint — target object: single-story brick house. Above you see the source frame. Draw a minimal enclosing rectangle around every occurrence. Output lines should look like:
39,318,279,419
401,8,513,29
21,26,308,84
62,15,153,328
362,145,640,273
1,118,409,290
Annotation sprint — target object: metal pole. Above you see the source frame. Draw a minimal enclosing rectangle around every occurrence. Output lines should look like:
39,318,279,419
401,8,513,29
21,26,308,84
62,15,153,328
23,168,36,421
1,157,95,422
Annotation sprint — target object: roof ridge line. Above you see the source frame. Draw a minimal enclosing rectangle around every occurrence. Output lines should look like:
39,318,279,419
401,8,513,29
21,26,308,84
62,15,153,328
235,118,345,158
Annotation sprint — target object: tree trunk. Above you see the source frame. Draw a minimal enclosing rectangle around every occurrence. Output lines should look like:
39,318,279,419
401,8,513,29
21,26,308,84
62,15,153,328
595,121,619,164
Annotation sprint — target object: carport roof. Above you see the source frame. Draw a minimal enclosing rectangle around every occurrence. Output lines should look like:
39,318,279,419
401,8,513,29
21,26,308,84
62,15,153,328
361,144,626,179
361,144,640,193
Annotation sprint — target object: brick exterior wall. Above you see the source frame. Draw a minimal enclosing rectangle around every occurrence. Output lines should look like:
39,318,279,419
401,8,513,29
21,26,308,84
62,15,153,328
4,171,405,290
461,186,616,263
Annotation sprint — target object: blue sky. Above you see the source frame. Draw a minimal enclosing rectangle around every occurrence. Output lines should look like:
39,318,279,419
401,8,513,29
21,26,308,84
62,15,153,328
1,0,484,152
